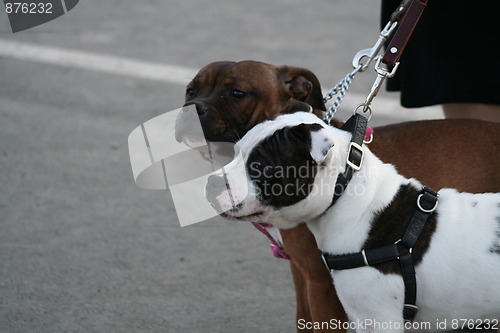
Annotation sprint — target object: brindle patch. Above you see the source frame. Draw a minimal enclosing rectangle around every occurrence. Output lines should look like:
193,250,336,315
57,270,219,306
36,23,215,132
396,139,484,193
246,123,322,208
362,184,438,275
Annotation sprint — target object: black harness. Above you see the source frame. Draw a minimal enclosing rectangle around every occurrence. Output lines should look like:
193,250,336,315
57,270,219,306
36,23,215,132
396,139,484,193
321,113,439,322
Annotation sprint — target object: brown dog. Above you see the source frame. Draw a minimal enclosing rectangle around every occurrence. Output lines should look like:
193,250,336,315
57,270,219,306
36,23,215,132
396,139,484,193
182,60,500,333
182,61,332,142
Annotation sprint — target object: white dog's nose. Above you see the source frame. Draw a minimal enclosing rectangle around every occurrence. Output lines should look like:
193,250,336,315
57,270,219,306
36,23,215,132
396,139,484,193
206,174,229,212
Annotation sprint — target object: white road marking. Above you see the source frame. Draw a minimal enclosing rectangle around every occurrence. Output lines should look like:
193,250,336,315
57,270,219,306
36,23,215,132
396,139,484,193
0,38,442,119
0,38,198,85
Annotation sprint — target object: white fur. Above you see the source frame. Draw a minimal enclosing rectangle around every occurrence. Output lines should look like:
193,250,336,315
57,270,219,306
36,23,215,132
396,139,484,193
310,130,335,164
212,112,500,332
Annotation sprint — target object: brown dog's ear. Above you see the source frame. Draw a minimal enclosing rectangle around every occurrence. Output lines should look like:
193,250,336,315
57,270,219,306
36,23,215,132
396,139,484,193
280,99,313,115
279,66,326,111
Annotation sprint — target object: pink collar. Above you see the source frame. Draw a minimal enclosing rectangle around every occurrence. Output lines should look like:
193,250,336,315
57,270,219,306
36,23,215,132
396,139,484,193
364,126,374,143
252,222,290,260
342,121,373,143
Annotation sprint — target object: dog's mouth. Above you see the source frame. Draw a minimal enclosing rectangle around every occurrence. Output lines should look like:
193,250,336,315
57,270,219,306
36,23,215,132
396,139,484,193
220,208,272,222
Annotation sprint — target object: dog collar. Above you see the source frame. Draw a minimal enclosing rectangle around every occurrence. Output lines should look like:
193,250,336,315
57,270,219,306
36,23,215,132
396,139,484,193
319,113,369,217
341,120,373,143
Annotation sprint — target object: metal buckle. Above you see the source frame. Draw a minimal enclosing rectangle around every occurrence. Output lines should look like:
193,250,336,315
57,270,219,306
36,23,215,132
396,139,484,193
394,239,412,259
363,133,373,145
321,254,332,271
417,193,439,213
361,249,369,266
347,142,363,171
403,304,419,323
404,304,418,311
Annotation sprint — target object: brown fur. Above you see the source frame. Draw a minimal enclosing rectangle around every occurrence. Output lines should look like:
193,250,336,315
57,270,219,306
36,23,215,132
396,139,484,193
182,61,331,142
182,61,500,333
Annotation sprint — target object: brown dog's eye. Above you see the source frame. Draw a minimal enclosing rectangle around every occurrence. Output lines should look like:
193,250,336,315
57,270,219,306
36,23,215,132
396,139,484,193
230,89,247,99
186,88,196,98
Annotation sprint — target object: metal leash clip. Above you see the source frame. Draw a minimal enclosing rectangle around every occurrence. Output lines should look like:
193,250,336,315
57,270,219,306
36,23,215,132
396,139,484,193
352,21,398,72
353,103,372,122
361,56,400,113
323,20,399,124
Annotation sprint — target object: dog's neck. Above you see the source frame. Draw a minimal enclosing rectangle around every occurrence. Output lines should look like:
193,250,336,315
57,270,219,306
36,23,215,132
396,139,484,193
307,134,420,255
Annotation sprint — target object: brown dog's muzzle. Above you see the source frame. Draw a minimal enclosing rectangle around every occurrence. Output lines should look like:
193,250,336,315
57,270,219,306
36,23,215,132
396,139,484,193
181,100,243,143
176,101,220,144
183,101,209,116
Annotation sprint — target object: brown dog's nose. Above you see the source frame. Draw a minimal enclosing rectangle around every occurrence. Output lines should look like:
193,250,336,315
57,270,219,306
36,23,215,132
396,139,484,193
183,101,209,116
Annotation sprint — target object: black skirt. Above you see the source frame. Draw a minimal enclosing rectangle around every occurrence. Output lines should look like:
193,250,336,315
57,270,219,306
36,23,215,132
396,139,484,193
381,0,500,108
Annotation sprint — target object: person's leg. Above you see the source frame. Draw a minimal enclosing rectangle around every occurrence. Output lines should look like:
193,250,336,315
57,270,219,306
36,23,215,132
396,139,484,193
443,103,500,123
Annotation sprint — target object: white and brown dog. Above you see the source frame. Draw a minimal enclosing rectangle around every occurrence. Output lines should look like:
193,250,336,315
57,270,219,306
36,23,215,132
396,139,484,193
206,112,500,332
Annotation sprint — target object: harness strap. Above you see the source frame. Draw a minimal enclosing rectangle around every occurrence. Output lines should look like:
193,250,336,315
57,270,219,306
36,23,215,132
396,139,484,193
400,187,439,247
400,252,418,320
322,187,439,322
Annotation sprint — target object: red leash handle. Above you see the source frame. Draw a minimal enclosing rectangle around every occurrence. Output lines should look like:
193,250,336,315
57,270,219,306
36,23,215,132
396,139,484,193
383,0,429,67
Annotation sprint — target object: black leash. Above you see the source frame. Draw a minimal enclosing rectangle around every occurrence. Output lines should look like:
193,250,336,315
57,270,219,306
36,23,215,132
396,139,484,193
322,187,439,322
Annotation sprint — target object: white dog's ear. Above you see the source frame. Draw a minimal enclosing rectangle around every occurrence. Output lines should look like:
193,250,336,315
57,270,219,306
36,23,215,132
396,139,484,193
310,130,335,165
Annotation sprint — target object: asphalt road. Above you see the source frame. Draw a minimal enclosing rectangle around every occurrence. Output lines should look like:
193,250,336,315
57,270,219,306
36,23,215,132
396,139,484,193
0,1,449,333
